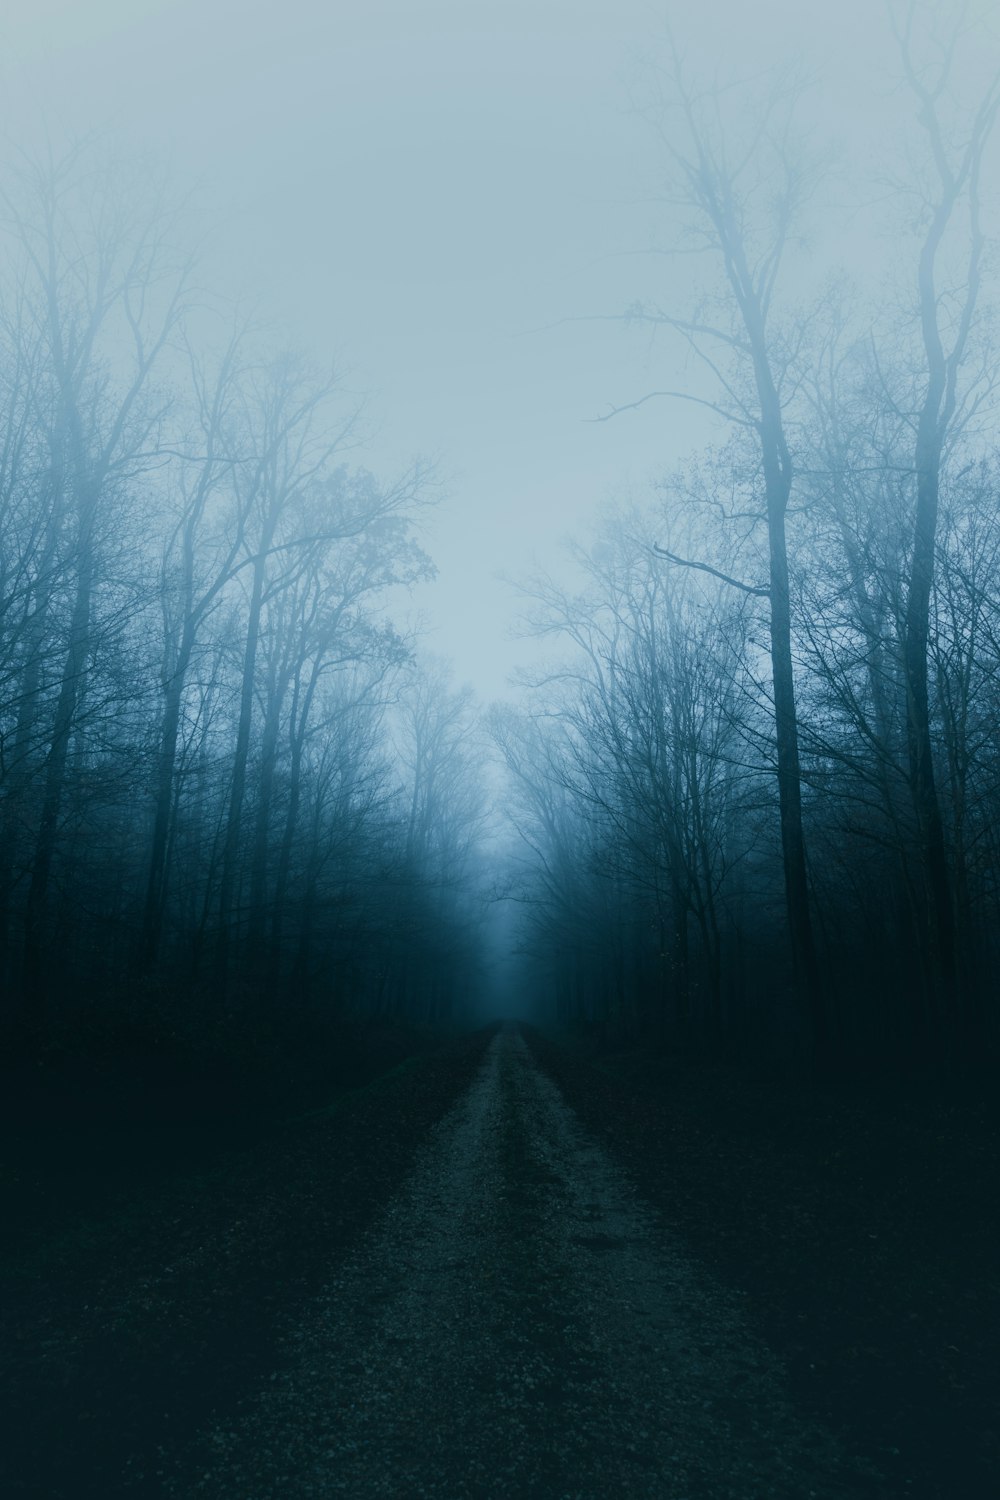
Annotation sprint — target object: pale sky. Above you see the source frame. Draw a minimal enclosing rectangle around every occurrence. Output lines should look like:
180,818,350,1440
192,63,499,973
2,0,996,698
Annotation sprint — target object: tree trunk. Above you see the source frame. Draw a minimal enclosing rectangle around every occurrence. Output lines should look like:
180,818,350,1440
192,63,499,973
752,338,824,1052
766,489,822,1037
22,536,94,1018
215,553,267,996
903,403,955,1026
246,692,282,991
137,626,195,971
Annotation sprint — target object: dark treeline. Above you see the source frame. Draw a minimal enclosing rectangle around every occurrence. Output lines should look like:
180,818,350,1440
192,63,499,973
0,149,487,1057
491,15,1000,1068
4,7,1000,1085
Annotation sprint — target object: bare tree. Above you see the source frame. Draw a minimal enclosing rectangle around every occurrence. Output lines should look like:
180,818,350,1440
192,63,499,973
0,149,187,1016
606,53,824,1048
138,324,249,969
890,1,999,1029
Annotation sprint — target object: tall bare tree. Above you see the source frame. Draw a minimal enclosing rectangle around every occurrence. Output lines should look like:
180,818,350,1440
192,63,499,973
891,1,999,1028
0,150,187,1015
608,55,824,1047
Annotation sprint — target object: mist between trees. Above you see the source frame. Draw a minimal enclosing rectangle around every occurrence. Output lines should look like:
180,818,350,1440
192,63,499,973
2,3,1000,1078
0,149,491,1062
490,6,1000,1070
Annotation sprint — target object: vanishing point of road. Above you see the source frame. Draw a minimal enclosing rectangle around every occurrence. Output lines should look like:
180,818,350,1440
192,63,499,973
168,1025,880,1498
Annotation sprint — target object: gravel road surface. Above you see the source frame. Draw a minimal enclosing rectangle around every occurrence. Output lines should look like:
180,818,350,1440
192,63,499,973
165,1025,882,1498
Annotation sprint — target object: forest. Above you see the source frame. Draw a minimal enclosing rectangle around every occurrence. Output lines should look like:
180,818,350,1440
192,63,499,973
3,4,1000,1498
2,13,997,1077
489,16,1000,1071
0,152,490,1082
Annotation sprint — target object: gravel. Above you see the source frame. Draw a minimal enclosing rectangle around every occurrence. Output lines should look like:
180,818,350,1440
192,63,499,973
168,1024,885,1498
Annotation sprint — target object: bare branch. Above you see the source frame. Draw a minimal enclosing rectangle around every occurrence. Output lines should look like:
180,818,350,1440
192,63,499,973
651,544,769,597
589,389,757,430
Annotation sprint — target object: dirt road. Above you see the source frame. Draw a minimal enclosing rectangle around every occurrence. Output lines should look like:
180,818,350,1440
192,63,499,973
167,1025,882,1498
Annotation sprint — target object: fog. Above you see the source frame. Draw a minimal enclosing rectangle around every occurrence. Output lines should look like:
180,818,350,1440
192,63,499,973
6,15,1000,1494
1,1,999,1063
7,0,983,698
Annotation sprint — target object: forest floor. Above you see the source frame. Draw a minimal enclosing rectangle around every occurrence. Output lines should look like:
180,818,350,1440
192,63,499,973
2,1021,996,1498
0,1023,496,1499
528,1026,999,1500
